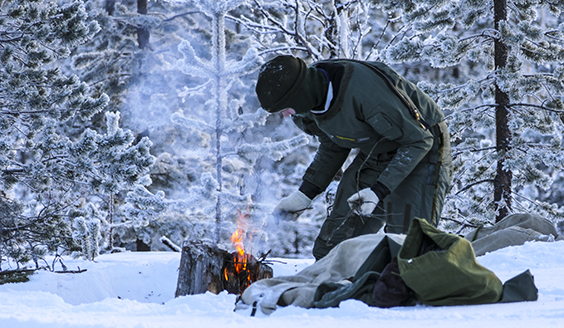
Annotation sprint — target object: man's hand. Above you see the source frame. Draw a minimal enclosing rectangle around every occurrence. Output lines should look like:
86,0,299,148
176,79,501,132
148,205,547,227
272,190,312,221
347,188,380,215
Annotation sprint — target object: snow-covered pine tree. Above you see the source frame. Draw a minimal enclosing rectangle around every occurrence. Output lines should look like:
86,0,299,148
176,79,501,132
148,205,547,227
0,0,102,267
172,0,310,247
72,215,101,261
0,0,155,267
79,111,155,253
379,0,564,228
65,0,248,251
65,0,200,250
70,0,144,111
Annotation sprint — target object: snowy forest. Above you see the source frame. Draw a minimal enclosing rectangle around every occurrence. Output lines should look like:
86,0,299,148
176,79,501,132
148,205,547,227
2,0,564,269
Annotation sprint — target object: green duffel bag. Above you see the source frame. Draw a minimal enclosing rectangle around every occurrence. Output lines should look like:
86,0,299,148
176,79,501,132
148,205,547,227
398,218,503,306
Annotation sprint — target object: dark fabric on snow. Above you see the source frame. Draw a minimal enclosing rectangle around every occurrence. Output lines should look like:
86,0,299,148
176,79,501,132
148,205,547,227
313,236,413,308
499,269,538,303
313,271,381,308
371,257,412,308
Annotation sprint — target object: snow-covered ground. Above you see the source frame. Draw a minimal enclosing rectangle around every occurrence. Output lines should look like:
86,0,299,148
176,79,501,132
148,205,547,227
1,240,564,328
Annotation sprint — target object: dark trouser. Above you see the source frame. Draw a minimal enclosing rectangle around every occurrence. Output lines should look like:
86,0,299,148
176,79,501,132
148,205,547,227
312,121,453,260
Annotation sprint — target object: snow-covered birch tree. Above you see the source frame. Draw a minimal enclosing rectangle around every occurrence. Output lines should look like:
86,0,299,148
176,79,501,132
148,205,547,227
378,0,564,228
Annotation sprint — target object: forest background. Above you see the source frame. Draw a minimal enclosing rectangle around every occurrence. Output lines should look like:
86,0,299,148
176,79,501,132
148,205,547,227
2,0,564,269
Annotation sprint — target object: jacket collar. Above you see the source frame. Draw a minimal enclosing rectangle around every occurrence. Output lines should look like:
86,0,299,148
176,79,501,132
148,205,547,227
310,60,354,121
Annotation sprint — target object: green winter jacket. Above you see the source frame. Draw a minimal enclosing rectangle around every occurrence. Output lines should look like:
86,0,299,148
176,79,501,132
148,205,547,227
293,60,445,195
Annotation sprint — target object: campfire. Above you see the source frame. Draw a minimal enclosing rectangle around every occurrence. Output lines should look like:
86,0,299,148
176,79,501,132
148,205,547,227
175,210,273,297
222,210,270,293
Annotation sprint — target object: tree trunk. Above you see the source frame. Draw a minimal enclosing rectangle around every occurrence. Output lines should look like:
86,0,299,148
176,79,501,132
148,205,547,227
137,0,150,49
108,194,115,251
212,11,228,244
493,0,512,222
325,5,338,58
136,238,151,251
104,0,116,15
175,240,227,296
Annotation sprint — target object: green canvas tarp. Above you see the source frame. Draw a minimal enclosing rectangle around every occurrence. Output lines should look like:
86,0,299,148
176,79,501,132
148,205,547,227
397,218,504,306
237,217,541,316
313,218,537,308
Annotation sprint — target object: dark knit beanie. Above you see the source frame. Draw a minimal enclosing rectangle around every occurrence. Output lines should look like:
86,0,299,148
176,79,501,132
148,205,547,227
255,55,307,113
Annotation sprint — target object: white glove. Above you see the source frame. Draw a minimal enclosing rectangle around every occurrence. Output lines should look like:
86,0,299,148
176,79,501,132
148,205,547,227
272,190,312,221
347,188,380,215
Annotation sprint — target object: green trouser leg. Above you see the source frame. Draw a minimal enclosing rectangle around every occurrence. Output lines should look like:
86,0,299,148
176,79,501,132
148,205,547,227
312,155,386,261
312,122,453,260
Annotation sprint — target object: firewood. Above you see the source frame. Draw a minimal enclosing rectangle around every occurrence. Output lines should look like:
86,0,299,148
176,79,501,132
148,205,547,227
175,239,273,297
175,239,227,296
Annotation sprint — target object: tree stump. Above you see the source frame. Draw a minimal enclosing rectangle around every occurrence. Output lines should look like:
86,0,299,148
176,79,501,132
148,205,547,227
175,239,273,297
175,239,227,296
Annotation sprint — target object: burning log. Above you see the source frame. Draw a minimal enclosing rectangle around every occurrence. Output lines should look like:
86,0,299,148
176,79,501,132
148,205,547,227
175,239,273,297
223,249,273,294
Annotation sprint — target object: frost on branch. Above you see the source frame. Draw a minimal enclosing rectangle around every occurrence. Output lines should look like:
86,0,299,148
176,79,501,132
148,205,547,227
177,40,214,78
385,38,423,64
171,112,213,132
237,135,310,164
72,217,101,261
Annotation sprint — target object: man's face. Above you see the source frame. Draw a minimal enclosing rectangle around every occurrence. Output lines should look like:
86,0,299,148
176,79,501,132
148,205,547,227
281,108,296,118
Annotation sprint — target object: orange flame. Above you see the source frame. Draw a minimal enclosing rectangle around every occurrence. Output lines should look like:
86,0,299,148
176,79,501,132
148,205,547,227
225,208,254,287
230,211,248,274
230,226,245,257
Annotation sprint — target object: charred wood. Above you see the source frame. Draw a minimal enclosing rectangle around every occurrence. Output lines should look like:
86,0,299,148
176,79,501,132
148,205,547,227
175,240,273,297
